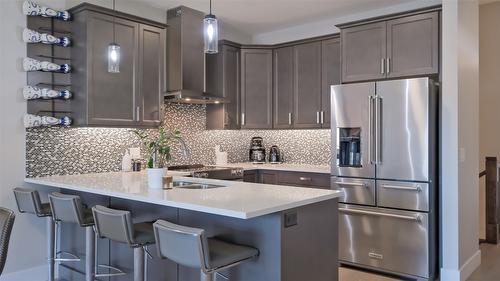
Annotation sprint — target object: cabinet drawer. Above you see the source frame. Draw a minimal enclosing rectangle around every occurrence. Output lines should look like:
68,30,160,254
332,177,375,205
339,204,429,278
377,181,429,211
277,171,330,188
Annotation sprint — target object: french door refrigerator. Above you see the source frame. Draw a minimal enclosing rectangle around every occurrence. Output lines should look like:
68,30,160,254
331,77,437,281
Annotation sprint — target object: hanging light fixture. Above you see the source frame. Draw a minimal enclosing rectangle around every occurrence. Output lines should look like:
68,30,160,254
204,0,218,54
108,0,120,73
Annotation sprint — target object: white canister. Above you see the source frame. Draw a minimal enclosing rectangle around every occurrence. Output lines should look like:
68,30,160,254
147,168,167,189
215,152,228,166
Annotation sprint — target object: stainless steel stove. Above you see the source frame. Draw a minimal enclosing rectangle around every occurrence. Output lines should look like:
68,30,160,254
168,164,244,180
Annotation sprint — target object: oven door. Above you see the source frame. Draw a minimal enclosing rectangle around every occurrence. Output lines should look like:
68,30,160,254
339,204,429,278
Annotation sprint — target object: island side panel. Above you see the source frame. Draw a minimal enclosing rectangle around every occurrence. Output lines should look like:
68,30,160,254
281,198,339,281
178,209,283,281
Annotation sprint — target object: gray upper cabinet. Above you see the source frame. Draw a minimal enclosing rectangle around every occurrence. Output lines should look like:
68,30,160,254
386,12,439,78
273,46,294,129
70,4,165,127
206,43,241,130
341,21,387,83
293,42,322,129
340,10,439,83
321,38,341,128
240,48,273,129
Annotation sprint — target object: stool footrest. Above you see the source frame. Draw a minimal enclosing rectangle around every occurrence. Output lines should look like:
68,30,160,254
55,251,81,262
94,264,126,278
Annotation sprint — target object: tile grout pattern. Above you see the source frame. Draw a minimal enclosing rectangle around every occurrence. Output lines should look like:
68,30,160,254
26,104,331,177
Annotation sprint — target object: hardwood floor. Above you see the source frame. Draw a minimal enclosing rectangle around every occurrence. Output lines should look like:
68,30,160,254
468,243,500,280
340,267,404,281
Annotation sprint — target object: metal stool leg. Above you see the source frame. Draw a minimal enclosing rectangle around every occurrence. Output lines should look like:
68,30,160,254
47,217,55,281
85,226,95,281
201,271,214,281
133,247,145,281
93,226,126,278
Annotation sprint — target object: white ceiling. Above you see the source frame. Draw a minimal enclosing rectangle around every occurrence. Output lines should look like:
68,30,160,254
135,0,421,36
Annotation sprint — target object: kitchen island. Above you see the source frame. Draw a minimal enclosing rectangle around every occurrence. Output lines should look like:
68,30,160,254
25,172,341,281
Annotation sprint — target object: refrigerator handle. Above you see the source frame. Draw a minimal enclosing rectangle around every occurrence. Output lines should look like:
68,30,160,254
375,96,382,164
368,96,374,164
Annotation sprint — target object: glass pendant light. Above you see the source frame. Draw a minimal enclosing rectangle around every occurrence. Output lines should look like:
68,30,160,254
108,0,120,73
204,0,218,54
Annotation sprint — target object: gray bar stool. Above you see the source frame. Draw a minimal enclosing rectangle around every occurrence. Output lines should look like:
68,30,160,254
13,187,57,281
153,220,259,281
92,205,156,281
48,193,125,281
0,207,15,276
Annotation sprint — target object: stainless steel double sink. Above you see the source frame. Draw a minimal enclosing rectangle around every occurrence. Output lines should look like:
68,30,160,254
170,181,223,189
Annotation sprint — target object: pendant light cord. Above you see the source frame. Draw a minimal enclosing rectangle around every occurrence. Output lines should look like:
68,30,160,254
209,0,212,15
112,0,116,43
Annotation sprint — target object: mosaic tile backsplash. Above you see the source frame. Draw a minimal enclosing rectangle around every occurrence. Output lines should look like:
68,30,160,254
26,104,331,177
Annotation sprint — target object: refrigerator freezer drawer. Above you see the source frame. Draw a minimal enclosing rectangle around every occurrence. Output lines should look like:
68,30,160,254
377,180,429,212
339,204,429,278
332,177,375,206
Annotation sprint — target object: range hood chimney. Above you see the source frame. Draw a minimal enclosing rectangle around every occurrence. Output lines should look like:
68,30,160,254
165,6,226,104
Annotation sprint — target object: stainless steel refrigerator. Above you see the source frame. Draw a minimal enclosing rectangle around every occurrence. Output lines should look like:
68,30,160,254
331,77,437,281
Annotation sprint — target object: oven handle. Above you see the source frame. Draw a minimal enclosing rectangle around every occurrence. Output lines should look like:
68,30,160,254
339,207,421,222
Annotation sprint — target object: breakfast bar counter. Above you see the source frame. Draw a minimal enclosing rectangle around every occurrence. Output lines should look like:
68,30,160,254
25,172,341,281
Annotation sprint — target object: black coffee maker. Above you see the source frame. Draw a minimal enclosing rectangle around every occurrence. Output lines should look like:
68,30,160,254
249,137,266,163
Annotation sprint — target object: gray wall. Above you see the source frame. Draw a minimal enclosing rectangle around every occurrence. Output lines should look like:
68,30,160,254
27,104,331,177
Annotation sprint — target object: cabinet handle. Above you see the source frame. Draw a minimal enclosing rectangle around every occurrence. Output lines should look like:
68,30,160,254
299,177,312,181
320,111,324,124
381,58,385,74
316,112,320,124
136,106,140,121
288,112,292,125
241,113,245,126
386,57,390,74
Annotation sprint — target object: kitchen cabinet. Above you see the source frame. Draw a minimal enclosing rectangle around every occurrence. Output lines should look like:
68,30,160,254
206,42,241,129
71,4,166,127
293,42,322,129
240,48,273,129
321,38,341,128
244,169,330,189
340,10,439,83
273,46,294,129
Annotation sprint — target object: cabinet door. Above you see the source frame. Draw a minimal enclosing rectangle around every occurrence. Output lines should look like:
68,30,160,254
260,170,277,184
240,49,273,129
386,12,439,78
321,38,341,129
138,24,165,127
223,45,241,129
243,170,259,183
87,13,139,126
273,47,294,129
341,22,386,83
293,42,322,128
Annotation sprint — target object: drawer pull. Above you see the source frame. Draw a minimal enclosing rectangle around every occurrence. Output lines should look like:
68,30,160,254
339,208,421,222
382,184,421,192
299,177,312,181
335,182,366,187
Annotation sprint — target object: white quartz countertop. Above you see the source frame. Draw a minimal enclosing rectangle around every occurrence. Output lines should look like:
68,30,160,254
219,163,331,174
25,171,341,219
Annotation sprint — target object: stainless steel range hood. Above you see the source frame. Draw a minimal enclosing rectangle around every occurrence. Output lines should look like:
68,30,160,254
165,6,227,104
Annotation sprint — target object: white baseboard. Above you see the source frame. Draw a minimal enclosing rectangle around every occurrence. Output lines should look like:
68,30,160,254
0,265,46,281
440,250,481,281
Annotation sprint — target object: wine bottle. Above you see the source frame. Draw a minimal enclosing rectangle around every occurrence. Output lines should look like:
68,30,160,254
23,28,71,47
22,1,71,21
23,58,71,73
23,86,72,100
24,114,72,128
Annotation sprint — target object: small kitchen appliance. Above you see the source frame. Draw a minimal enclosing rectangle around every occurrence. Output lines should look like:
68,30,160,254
269,145,282,164
249,137,266,163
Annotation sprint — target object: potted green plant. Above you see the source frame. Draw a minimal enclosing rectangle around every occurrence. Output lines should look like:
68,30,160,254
132,128,188,189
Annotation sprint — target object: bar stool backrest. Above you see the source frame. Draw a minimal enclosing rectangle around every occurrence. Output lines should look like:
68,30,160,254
13,188,44,216
0,207,15,276
48,193,86,226
92,205,134,245
153,220,209,270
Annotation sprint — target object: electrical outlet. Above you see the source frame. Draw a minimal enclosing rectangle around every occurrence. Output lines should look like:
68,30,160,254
284,212,298,228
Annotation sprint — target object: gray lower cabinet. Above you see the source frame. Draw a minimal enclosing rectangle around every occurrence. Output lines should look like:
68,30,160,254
244,169,330,189
340,11,439,83
293,42,322,129
240,48,273,129
321,38,341,128
206,43,241,129
273,46,294,129
71,4,165,127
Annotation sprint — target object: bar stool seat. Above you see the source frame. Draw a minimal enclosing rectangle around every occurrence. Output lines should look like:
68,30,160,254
206,238,259,269
132,223,156,246
153,220,259,281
